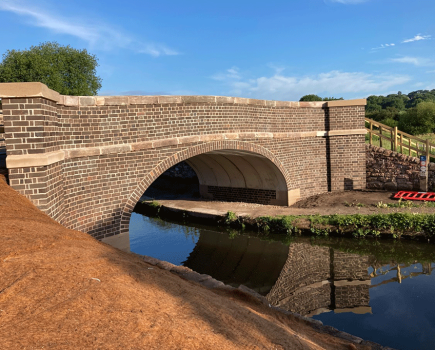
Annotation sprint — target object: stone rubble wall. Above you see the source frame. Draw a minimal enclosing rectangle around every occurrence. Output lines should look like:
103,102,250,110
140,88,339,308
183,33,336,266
366,144,435,191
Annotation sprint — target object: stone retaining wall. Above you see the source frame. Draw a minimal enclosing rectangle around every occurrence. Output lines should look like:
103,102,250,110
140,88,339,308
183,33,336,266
366,144,435,191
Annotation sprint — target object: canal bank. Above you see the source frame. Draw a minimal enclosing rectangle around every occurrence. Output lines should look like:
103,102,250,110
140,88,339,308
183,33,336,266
136,190,435,240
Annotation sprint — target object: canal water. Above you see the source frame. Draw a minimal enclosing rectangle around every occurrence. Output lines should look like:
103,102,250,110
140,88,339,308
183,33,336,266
127,212,435,350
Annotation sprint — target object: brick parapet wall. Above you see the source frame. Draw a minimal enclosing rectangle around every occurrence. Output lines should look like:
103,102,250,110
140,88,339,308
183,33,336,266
366,144,435,191
328,105,366,131
2,98,59,155
0,82,366,238
57,103,331,151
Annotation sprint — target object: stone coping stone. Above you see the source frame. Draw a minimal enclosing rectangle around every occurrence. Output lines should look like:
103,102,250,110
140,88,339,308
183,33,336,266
0,82,366,108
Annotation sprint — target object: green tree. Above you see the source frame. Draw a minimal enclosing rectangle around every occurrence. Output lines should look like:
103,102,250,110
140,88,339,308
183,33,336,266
398,102,435,135
299,94,323,101
0,42,102,96
299,94,343,101
322,96,344,101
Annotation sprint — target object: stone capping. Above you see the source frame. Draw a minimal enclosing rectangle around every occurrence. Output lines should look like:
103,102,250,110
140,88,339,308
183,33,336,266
64,96,366,108
0,82,367,108
327,99,367,107
6,150,65,168
0,82,60,102
5,129,368,168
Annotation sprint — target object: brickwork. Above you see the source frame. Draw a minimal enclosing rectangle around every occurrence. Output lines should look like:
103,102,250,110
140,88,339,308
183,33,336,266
0,111,5,149
328,105,366,131
2,98,59,155
329,135,367,191
0,83,366,238
206,186,276,204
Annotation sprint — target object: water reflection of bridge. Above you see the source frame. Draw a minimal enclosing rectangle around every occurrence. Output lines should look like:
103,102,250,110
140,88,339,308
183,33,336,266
183,232,435,317
267,243,371,316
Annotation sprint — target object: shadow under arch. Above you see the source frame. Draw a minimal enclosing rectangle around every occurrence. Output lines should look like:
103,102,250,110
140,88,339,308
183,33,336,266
119,140,295,235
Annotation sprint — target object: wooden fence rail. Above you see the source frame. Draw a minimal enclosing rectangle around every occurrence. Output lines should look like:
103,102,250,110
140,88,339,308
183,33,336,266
365,118,434,161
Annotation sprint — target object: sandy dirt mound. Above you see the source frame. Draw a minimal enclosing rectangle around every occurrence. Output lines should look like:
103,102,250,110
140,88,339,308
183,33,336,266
0,176,376,349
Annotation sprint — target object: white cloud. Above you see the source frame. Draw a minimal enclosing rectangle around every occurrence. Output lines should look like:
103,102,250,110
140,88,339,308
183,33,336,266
402,34,431,43
211,66,242,81
371,43,395,50
0,0,179,56
389,56,434,66
212,69,411,101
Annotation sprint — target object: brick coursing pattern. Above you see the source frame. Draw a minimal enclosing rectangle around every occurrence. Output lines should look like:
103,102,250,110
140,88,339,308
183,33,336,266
366,144,435,191
207,186,276,204
2,95,366,238
2,98,59,155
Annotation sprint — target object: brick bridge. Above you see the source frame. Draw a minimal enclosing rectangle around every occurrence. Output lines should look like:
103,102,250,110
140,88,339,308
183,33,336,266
0,82,366,239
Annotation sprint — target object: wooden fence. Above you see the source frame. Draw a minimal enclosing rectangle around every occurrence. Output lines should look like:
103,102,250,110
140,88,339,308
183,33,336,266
365,118,434,161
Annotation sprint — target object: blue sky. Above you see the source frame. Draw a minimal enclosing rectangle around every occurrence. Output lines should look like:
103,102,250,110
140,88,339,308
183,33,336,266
0,0,433,101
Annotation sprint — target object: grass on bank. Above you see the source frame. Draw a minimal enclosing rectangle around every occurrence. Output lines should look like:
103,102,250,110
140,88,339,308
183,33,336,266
223,211,435,239
136,201,435,240
365,131,435,160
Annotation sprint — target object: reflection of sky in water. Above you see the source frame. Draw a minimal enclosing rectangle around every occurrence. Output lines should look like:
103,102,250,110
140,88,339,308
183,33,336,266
129,213,199,265
130,213,435,350
314,263,435,350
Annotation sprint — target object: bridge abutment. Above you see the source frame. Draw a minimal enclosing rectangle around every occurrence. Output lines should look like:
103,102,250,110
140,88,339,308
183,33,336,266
0,82,366,238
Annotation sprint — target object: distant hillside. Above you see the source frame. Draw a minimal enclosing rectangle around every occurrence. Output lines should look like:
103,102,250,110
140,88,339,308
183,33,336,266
365,90,435,135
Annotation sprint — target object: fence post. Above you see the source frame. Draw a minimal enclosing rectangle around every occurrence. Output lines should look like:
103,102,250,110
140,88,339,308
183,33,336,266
393,127,398,152
420,139,430,192
400,133,403,154
369,121,373,145
379,126,382,148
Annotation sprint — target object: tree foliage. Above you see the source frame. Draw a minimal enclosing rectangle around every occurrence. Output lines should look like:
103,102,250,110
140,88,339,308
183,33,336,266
398,102,435,135
0,42,102,96
366,90,435,134
299,94,343,102
301,89,435,136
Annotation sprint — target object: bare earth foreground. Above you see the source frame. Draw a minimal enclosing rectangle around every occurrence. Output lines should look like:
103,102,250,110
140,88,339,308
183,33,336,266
0,176,389,350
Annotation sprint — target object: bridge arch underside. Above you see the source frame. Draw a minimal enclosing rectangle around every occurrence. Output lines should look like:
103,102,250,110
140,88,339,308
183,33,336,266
184,149,289,206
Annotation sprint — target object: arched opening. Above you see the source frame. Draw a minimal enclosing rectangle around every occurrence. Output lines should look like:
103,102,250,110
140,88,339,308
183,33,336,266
142,149,290,206
142,161,200,200
119,141,299,236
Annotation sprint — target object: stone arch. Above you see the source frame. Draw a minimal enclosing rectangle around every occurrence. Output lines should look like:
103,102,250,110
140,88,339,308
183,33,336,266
119,140,294,235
